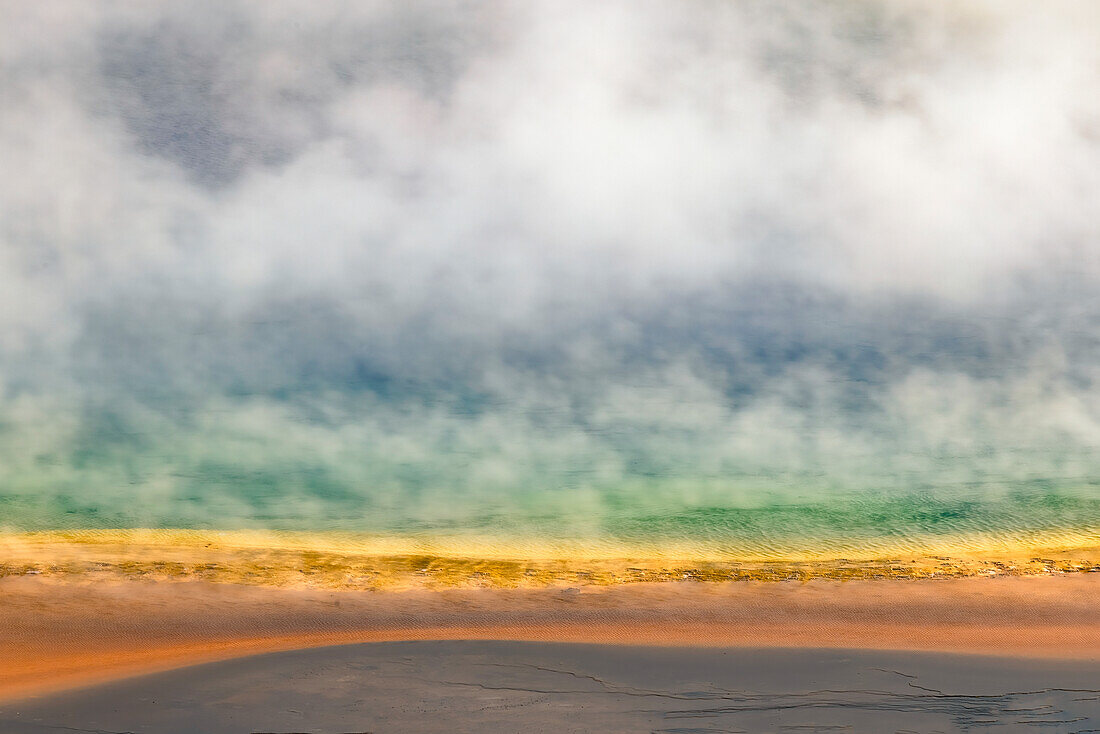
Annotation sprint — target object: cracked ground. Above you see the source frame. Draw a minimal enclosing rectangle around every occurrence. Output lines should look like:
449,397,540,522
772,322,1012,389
1,642,1098,733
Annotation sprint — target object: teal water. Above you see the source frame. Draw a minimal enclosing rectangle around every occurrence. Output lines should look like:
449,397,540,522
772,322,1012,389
1,1,1099,561
3,457,1097,556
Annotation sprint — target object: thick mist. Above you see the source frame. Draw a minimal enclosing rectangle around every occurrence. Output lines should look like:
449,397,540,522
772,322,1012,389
1,1,1098,542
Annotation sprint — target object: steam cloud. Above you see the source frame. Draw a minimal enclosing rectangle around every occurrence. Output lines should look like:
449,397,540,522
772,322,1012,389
1,1,1098,539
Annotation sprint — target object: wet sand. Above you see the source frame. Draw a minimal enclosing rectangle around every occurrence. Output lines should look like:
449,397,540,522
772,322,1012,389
4,529,1099,587
2,641,1098,733
1,573,1097,705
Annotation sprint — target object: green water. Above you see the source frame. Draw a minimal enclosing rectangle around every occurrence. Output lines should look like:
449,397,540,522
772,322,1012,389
3,471,1097,557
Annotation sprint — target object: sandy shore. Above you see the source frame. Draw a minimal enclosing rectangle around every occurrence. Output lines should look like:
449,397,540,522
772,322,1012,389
4,529,1099,587
1,573,1096,704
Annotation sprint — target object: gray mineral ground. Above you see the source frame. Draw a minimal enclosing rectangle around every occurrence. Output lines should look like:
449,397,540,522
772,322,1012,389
2,642,1098,734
